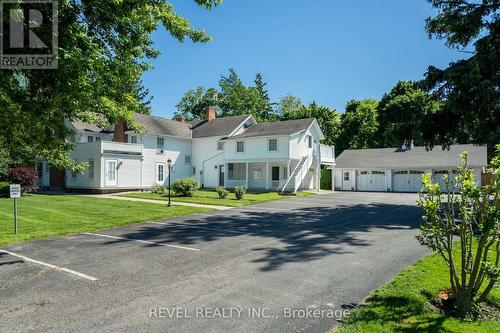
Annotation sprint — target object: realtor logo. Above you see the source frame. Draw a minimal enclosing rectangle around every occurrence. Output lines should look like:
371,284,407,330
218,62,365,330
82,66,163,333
0,0,58,69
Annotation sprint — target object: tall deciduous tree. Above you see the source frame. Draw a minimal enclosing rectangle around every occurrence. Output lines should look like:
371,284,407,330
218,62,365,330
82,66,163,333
276,94,304,120
336,98,380,155
282,101,340,146
378,81,441,148
0,0,221,170
422,0,500,157
174,86,218,121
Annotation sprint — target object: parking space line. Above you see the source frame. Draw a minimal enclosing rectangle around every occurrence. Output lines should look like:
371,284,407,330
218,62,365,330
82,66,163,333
0,249,97,281
150,221,243,234
83,232,200,252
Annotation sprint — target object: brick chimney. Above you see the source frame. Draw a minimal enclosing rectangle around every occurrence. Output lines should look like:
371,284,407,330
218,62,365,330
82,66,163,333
205,106,216,122
175,115,185,123
113,119,128,143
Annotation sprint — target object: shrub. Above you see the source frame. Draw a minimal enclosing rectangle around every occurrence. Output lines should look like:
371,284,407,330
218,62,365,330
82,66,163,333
9,167,39,194
0,181,9,197
234,186,246,200
171,177,199,197
150,183,166,195
216,186,229,199
417,147,500,319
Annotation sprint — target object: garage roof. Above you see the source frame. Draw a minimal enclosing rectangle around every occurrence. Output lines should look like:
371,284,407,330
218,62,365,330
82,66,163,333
336,144,487,169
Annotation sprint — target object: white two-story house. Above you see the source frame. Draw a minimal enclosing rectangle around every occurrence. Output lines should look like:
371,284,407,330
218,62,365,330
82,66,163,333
37,107,336,193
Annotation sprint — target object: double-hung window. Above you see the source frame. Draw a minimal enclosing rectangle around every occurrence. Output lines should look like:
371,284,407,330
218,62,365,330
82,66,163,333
217,141,224,150
185,155,191,164
87,136,94,143
157,163,165,182
268,139,277,151
131,136,137,144
157,137,165,149
236,141,244,153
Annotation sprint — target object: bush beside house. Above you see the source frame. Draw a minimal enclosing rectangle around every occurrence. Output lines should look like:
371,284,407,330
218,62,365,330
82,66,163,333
216,186,229,199
234,186,246,200
172,177,199,197
9,167,39,194
320,168,332,190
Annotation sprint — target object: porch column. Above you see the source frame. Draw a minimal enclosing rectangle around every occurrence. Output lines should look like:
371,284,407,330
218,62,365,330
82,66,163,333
265,162,269,189
331,166,335,191
224,163,228,187
316,158,321,192
245,162,249,188
287,160,291,180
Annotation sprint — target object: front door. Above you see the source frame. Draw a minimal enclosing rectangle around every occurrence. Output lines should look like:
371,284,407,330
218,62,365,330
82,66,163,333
219,165,225,186
106,160,117,186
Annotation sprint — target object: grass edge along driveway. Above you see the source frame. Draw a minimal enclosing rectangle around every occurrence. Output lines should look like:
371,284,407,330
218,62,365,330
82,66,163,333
336,243,500,333
0,194,212,247
120,189,316,207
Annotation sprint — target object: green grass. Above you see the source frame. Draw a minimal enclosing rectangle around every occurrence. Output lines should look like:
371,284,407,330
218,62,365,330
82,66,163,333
121,189,316,207
0,194,212,247
337,245,500,333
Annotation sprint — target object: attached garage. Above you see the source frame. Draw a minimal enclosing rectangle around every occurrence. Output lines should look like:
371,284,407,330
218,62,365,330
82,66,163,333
334,144,487,193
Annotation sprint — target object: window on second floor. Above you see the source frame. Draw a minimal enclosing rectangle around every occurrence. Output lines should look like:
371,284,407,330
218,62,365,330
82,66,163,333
185,155,191,164
87,135,94,143
307,135,312,148
157,137,164,149
268,139,277,151
217,141,224,151
236,141,244,153
131,136,137,144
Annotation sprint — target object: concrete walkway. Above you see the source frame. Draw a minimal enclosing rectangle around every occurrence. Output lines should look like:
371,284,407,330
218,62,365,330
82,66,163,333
85,193,232,210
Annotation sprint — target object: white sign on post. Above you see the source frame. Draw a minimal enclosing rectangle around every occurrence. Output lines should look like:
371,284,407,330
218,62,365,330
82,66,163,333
10,184,21,198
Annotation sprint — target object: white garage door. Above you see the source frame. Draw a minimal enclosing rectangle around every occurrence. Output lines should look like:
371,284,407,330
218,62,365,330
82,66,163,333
433,170,458,192
392,170,424,192
356,170,387,191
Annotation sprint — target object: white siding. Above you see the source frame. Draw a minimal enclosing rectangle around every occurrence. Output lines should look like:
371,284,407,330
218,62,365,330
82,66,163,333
67,142,103,188
224,136,289,161
192,137,224,188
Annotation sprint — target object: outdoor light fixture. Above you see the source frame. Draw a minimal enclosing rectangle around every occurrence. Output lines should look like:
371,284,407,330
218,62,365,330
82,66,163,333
167,158,172,207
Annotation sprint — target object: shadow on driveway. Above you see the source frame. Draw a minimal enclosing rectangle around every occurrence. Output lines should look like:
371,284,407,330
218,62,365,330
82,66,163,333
96,201,422,272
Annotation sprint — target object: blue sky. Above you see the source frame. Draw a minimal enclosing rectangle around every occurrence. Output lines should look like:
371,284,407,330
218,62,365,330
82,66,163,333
143,0,465,119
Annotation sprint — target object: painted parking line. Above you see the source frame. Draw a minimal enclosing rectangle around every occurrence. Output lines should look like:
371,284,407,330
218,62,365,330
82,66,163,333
83,232,200,252
0,249,97,281
149,221,244,235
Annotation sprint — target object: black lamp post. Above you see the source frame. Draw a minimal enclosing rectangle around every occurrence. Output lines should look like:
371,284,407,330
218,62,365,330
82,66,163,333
167,158,172,207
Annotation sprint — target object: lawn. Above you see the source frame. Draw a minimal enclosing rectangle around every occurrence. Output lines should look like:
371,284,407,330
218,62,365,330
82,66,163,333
120,189,316,207
337,244,500,333
0,194,212,247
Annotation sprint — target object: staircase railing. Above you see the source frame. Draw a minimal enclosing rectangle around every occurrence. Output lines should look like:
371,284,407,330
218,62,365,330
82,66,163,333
279,157,306,194
293,154,313,193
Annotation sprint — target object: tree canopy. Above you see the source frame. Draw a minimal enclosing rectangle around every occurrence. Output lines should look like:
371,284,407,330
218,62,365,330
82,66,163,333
422,0,500,157
0,0,221,173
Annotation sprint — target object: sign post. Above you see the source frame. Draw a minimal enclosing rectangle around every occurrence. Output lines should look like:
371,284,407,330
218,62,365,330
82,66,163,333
10,184,21,234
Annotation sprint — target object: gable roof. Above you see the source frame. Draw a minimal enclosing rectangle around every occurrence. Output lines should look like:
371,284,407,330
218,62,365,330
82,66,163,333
70,119,114,133
335,144,487,169
230,118,316,139
130,113,191,139
191,115,252,138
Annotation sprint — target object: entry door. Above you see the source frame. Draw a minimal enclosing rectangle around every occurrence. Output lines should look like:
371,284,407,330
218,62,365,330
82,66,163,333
106,160,117,186
219,165,225,186
272,167,280,181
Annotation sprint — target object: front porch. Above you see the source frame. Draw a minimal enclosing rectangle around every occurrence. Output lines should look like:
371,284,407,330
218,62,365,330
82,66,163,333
223,160,320,192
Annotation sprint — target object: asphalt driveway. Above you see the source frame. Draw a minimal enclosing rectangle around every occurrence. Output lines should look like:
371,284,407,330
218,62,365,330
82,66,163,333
0,191,428,333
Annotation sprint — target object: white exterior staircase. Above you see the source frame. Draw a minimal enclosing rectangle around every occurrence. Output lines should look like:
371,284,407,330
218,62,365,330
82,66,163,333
279,155,313,194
